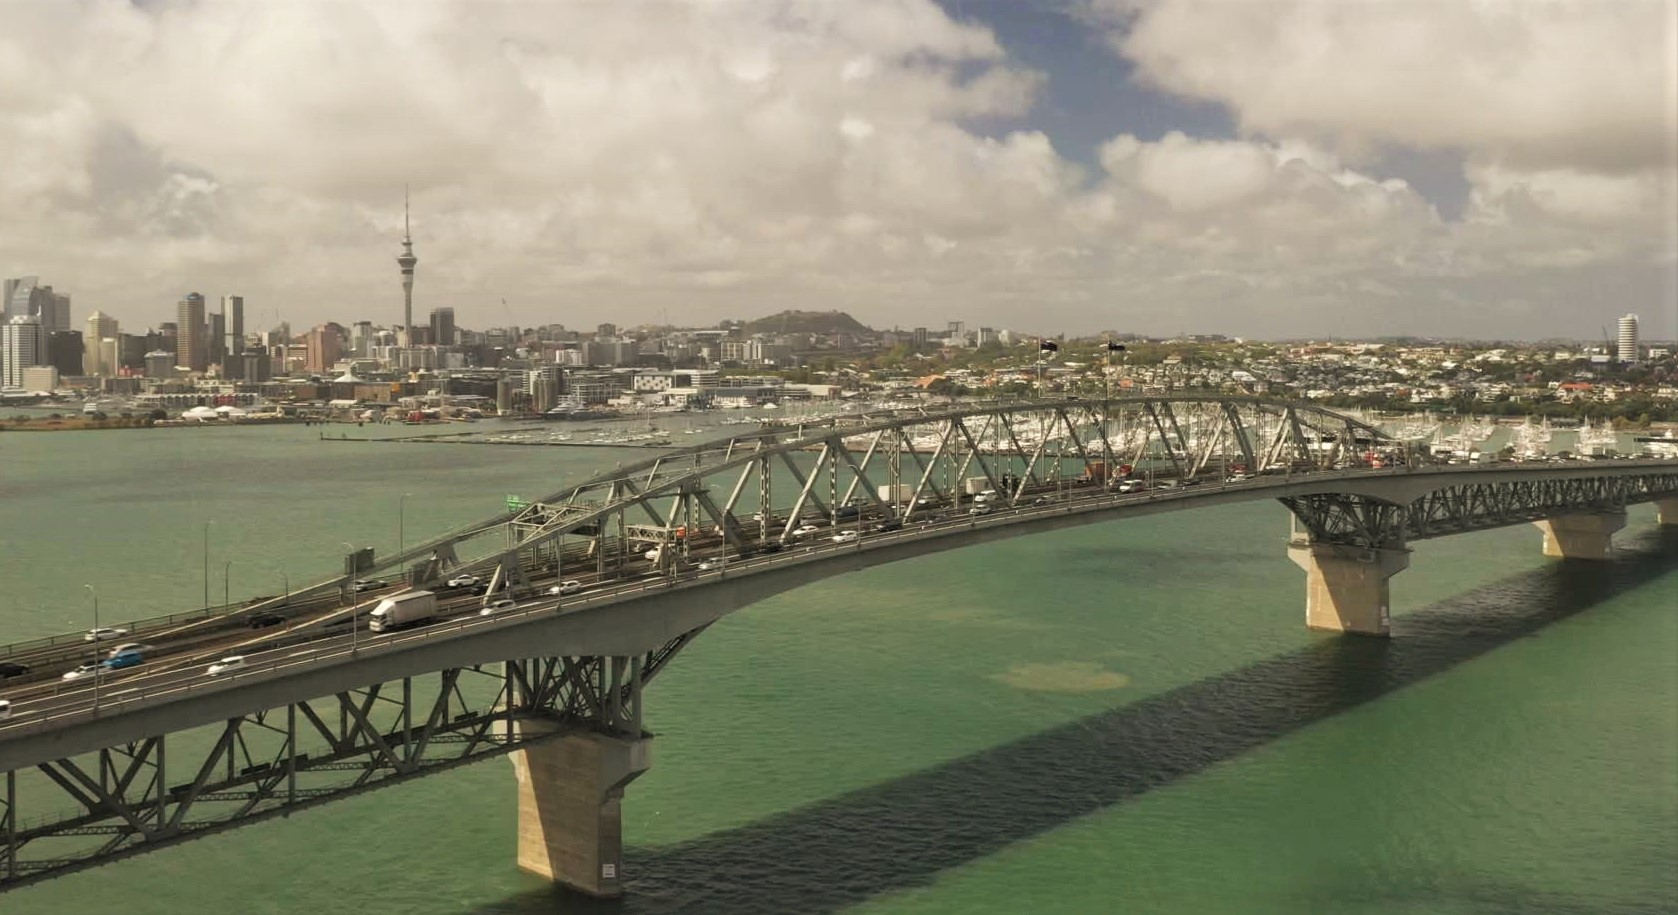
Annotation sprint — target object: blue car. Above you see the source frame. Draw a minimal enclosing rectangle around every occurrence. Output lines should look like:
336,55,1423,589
102,650,144,671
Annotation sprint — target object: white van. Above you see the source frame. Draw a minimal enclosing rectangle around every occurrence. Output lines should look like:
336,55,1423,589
0,699,14,720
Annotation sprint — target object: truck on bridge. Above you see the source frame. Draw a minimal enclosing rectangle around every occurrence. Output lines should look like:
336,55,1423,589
367,591,438,633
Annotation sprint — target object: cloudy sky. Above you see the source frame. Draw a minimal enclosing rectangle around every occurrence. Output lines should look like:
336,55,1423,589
2,0,1673,340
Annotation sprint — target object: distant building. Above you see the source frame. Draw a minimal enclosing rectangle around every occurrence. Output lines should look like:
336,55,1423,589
2,315,44,389
144,350,176,378
47,330,83,377
21,365,58,391
176,292,207,372
430,307,456,346
306,324,344,372
85,311,118,375
1618,313,1639,364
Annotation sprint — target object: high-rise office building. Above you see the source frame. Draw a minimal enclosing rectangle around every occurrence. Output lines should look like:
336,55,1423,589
430,307,456,346
395,191,418,347
176,292,207,372
50,292,69,332
3,315,44,389
47,330,83,377
207,311,226,366
1618,313,1639,364
306,324,343,372
222,295,244,356
85,311,118,375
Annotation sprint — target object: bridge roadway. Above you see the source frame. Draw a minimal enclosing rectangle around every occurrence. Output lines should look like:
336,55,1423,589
1,395,1675,896
4,456,1676,769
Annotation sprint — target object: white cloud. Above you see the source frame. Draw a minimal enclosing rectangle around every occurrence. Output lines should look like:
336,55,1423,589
0,0,1670,340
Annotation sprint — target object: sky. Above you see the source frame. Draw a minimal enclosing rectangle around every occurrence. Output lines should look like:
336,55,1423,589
1,0,1674,341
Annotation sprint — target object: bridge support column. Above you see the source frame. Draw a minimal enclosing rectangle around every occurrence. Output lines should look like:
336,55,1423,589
509,727,652,897
1534,510,1626,560
1288,542,1410,637
1655,498,1678,526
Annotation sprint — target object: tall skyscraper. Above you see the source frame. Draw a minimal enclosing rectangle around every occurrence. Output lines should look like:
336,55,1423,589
1618,313,1639,364
50,292,70,332
396,190,418,348
2,315,44,389
47,330,83,377
176,292,207,372
222,295,244,357
306,323,343,372
430,307,456,346
85,311,118,375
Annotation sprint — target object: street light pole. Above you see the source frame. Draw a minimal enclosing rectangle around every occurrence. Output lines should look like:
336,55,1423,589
280,570,290,609
399,492,413,582
224,560,232,608
84,584,99,712
202,521,214,609
343,542,359,654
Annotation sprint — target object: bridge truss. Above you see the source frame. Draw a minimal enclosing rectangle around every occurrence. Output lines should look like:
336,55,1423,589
1282,470,1678,549
371,397,1401,597
0,626,706,890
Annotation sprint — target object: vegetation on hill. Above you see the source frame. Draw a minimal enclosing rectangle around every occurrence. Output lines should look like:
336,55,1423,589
741,310,873,335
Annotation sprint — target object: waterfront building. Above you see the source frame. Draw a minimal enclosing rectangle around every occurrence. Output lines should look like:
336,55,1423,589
20,365,58,391
176,292,207,372
1618,313,1639,364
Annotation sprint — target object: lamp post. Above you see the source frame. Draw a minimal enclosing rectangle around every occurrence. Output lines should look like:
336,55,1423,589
223,560,233,608
84,584,100,711
202,521,214,609
398,492,413,583
344,542,359,654
279,570,290,609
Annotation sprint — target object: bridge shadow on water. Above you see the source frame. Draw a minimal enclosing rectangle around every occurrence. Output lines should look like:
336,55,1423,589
479,528,1678,915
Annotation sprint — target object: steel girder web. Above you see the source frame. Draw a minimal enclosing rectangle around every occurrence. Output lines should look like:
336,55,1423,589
0,627,708,892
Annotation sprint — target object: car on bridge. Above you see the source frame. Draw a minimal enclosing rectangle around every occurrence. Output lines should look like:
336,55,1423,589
0,699,12,720
791,523,822,538
102,650,144,671
205,656,247,677
696,558,722,571
83,627,128,642
831,530,861,544
106,642,154,659
247,613,285,630
446,574,481,588
0,662,31,679
968,505,994,516
548,580,584,595
481,599,518,616
352,579,388,593
871,519,903,532
61,662,100,682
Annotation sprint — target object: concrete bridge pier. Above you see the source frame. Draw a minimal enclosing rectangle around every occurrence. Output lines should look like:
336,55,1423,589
1288,542,1411,637
509,725,652,897
1533,510,1626,560
1655,498,1678,526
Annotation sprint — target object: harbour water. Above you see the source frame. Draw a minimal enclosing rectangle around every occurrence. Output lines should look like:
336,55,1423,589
1,422,1674,914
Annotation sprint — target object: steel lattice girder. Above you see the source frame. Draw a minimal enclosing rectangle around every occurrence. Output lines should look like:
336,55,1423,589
0,628,706,892
1281,470,1678,548
305,397,1393,591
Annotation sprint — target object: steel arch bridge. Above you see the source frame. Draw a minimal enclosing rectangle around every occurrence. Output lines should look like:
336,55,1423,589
3,396,1676,895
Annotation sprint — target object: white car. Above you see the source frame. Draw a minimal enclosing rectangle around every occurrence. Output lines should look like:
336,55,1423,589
205,656,247,677
481,599,518,616
83,627,129,643
446,574,481,588
831,530,860,544
107,642,155,659
61,663,101,682
0,699,12,721
547,580,584,596
696,559,722,571
791,524,822,537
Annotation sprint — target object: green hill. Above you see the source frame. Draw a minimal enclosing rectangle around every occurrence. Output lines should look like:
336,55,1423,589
742,310,873,335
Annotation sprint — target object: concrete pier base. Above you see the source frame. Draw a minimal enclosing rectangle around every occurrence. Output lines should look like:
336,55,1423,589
1655,498,1678,527
1288,542,1411,637
509,728,651,897
1533,510,1626,560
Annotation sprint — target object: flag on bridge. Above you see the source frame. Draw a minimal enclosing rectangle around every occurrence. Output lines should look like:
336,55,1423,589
1039,340,1059,353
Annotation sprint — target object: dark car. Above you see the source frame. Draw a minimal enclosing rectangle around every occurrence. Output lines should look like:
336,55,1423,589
872,519,903,532
757,541,784,554
247,613,286,630
0,662,29,679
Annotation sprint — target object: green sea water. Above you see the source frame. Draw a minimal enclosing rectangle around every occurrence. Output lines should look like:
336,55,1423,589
1,423,1674,914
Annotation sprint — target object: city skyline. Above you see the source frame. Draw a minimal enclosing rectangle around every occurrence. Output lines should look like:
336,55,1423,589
0,1,1672,341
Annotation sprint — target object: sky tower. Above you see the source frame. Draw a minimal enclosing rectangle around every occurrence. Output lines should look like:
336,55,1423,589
396,188,418,348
